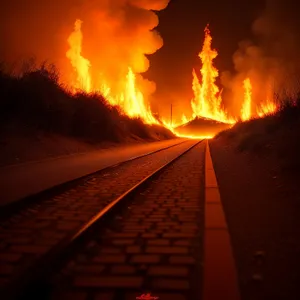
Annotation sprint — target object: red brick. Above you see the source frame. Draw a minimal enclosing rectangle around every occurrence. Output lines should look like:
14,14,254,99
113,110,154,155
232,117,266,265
94,292,115,300
123,228,145,232
107,233,138,238
155,225,172,230
73,264,105,274
147,239,170,246
148,214,166,218
148,266,189,277
173,240,192,246
146,246,188,254
141,233,158,238
157,222,178,227
169,256,196,265
179,228,198,233
123,225,148,230
178,217,197,222
178,224,199,229
101,247,122,254
163,233,195,238
111,265,136,274
54,291,88,300
126,246,141,254
146,218,163,222
112,239,135,246
130,255,161,264
152,278,190,290
74,276,143,288
94,255,126,264
154,293,187,300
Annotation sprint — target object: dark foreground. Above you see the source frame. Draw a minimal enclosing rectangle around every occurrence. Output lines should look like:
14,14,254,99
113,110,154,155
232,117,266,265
0,136,299,300
210,137,300,300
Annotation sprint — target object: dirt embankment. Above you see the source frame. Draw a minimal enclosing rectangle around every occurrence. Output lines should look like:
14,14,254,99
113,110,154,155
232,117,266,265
214,103,300,179
0,122,174,167
209,103,300,300
0,64,174,166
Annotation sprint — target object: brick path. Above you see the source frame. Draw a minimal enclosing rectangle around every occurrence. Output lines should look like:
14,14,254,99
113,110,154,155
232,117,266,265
0,140,197,289
48,142,206,300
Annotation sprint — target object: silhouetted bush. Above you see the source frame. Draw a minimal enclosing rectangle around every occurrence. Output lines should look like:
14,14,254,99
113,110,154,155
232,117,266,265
0,62,173,143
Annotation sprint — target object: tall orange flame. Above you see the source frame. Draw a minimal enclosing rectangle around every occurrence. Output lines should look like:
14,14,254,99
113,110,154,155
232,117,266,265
242,78,278,119
102,68,158,124
256,83,277,117
66,20,91,92
65,20,280,134
241,78,252,121
66,20,157,125
256,100,277,117
191,25,235,124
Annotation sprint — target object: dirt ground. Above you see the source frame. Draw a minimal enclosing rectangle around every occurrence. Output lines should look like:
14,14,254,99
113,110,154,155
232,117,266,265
210,137,300,300
0,122,164,167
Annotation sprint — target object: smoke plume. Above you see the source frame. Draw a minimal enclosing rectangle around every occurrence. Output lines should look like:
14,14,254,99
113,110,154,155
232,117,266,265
0,0,170,98
221,0,300,116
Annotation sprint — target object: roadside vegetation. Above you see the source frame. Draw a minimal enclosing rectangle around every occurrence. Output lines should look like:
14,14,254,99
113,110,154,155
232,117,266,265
0,61,174,144
215,100,300,176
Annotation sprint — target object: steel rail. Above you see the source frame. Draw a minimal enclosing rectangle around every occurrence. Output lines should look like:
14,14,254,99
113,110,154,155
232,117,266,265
0,139,188,219
3,139,204,300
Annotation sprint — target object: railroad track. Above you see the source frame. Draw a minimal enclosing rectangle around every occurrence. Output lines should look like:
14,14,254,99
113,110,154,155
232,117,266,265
0,139,203,299
0,139,188,219
1,139,240,300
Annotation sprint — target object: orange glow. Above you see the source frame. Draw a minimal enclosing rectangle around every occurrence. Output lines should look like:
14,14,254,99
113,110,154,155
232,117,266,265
181,114,189,124
191,26,236,124
256,85,278,117
256,100,277,117
66,20,158,125
176,133,213,139
101,68,158,124
65,20,280,138
241,78,252,121
66,20,91,92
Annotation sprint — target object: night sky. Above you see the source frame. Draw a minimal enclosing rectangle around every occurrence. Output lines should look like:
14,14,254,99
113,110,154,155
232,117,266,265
1,0,299,119
146,0,265,116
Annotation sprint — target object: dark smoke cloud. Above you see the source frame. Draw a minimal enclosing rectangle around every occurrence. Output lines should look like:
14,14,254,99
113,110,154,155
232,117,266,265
222,0,300,115
0,0,169,92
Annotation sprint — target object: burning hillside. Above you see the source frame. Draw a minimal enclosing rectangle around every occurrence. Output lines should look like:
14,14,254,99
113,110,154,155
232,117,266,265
191,26,235,124
175,117,232,139
168,26,278,137
65,20,279,138
0,0,284,142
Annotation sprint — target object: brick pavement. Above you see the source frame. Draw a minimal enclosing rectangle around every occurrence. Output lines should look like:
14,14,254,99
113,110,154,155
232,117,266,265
48,142,206,300
0,141,197,289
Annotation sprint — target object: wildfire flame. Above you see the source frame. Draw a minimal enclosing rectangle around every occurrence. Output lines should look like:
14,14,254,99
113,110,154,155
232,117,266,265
66,19,157,125
241,78,252,121
101,68,158,124
256,83,277,117
191,25,235,124
256,100,277,117
66,20,91,92
66,19,279,137
241,77,278,120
